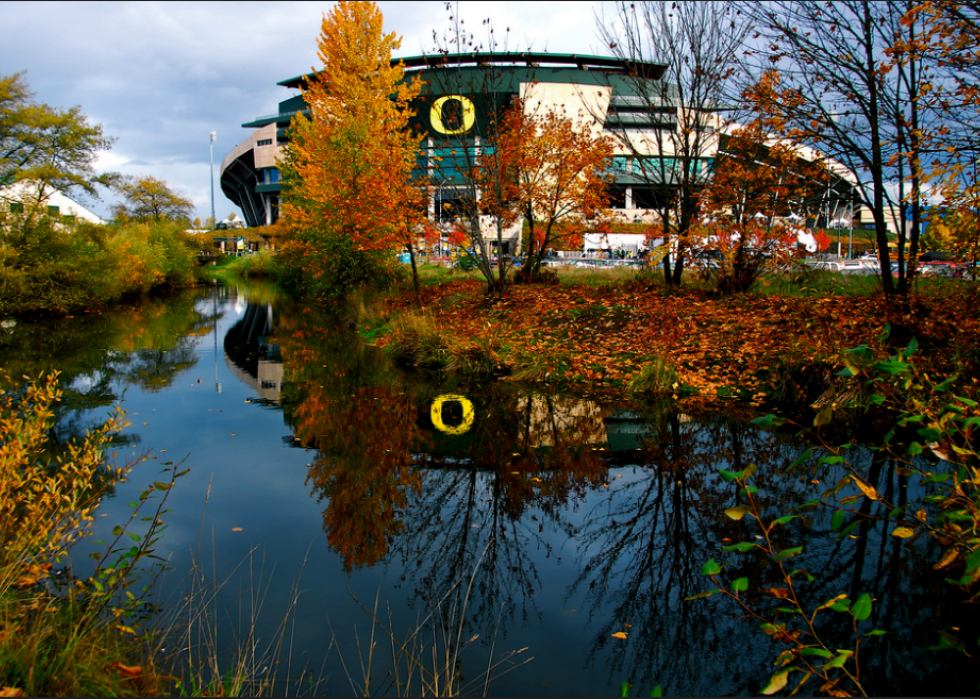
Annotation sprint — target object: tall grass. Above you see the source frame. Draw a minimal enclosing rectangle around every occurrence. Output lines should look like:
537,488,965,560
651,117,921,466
384,310,501,375
336,553,532,696
627,356,681,395
760,268,883,297
0,371,166,696
154,537,317,697
414,261,483,285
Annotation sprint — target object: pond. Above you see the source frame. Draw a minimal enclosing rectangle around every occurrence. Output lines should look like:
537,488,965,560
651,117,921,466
1,282,976,696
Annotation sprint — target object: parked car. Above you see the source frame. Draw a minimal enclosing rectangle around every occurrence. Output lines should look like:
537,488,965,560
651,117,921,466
840,260,879,275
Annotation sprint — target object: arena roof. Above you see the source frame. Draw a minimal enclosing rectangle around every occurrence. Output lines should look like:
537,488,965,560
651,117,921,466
276,52,668,89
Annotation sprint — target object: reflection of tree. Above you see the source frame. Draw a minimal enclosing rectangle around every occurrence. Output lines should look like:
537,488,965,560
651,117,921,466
276,305,428,571
275,297,612,601
277,305,617,635
0,287,213,453
272,304,978,693
114,347,198,393
566,410,809,694
787,448,980,695
301,385,425,570
562,402,980,695
390,387,610,642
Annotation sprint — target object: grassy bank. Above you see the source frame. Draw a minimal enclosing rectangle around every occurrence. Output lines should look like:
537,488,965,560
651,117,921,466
0,371,298,697
198,250,280,284
359,269,980,408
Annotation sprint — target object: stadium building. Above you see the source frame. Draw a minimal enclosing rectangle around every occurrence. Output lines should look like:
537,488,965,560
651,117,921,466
221,52,860,252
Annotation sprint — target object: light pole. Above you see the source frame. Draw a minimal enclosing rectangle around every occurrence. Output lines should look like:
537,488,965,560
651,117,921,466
214,285,221,394
209,131,216,231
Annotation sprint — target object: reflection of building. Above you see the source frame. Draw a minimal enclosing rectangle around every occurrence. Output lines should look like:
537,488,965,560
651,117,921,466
517,395,606,447
223,301,283,401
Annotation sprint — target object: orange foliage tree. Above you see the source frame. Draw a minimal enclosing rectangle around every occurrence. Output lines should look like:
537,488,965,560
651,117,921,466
695,80,830,294
906,2,980,276
279,1,427,298
479,98,615,279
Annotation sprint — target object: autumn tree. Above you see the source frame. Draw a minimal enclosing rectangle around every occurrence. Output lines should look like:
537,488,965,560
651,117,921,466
111,175,193,222
695,88,831,293
1,71,113,212
481,98,614,280
595,1,751,287
904,1,980,274
422,8,532,296
280,1,426,299
737,1,940,295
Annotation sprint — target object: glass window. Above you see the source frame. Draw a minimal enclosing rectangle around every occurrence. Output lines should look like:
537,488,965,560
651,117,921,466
611,156,630,173
256,138,273,147
9,202,23,213
258,168,281,184
47,205,60,216
636,157,673,175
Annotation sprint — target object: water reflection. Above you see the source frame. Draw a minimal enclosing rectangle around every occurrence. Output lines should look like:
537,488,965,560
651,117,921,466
259,295,980,694
0,289,215,455
2,284,978,695
222,300,283,402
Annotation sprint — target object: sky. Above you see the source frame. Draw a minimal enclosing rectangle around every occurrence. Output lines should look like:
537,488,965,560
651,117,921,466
1,1,611,223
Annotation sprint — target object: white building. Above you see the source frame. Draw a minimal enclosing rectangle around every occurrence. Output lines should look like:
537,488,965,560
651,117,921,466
1,181,105,224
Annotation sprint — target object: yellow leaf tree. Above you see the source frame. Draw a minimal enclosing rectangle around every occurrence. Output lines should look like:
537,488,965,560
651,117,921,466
280,1,426,298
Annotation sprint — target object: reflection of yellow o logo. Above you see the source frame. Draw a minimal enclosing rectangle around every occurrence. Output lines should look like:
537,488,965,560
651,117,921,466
431,394,475,435
430,96,476,135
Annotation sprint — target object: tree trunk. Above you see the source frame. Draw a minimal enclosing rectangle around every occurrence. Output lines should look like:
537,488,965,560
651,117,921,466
407,242,420,301
862,1,896,295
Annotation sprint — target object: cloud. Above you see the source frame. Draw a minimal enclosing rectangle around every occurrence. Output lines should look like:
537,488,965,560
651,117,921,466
1,1,603,221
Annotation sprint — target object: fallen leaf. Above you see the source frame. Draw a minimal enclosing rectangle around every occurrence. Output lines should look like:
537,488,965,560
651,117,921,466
109,662,142,679
611,631,628,639
0,687,25,697
232,527,243,532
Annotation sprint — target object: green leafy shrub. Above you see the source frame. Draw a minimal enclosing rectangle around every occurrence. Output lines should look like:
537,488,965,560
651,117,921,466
0,217,202,313
0,371,183,696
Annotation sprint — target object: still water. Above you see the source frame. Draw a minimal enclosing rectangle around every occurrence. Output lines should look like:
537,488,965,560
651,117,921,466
1,283,976,696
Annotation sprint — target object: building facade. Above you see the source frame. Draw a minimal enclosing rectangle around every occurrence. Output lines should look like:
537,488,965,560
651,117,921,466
221,52,860,247
1,181,105,225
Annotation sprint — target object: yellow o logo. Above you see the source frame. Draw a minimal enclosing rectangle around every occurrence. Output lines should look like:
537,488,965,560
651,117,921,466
431,394,475,435
430,96,476,135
